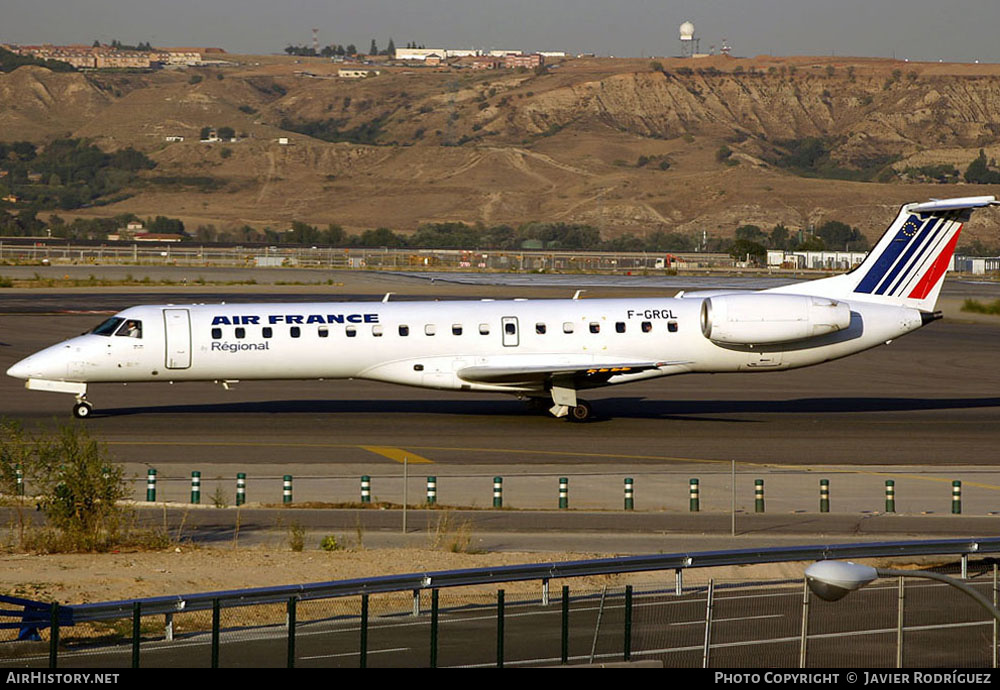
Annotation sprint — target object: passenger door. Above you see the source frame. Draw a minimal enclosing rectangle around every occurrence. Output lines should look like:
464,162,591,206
163,309,192,369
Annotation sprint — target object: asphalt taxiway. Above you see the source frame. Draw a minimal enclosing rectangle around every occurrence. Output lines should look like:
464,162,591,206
1,273,998,546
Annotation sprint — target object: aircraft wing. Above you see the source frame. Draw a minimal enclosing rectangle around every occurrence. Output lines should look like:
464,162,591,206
456,360,685,386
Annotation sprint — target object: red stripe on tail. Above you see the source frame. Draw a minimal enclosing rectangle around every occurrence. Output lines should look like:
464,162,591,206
907,224,962,300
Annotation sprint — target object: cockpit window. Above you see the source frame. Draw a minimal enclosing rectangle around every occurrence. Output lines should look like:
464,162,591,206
115,320,143,338
91,317,124,336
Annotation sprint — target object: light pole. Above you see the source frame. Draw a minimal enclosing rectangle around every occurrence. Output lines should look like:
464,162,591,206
805,560,1000,625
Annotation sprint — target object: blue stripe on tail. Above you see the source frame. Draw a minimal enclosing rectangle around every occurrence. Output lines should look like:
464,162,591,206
875,217,941,295
854,214,923,294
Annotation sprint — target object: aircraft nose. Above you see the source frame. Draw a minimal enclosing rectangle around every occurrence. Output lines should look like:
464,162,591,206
6,357,32,380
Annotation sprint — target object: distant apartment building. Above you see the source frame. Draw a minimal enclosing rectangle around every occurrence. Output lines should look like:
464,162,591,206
5,43,214,69
504,53,544,69
94,51,153,69
488,49,522,57
160,49,205,65
470,56,504,70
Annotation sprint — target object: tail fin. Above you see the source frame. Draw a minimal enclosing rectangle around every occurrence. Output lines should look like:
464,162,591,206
769,196,997,312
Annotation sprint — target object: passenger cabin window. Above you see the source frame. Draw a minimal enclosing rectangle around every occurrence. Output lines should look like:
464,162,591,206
318,327,329,338
399,325,410,336
346,326,357,338
589,322,600,334
668,321,679,333
641,321,652,333
235,327,246,339
372,325,384,337
211,327,222,339
536,323,546,335
479,324,490,335
425,324,436,336
115,320,143,339
452,324,463,336
563,322,574,334
263,327,272,338
290,326,301,338
92,317,124,337
615,322,626,334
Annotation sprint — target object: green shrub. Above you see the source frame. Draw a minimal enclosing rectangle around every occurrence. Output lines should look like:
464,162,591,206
320,535,342,551
962,298,1000,315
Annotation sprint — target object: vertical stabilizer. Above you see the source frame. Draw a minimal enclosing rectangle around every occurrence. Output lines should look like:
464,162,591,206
767,196,997,312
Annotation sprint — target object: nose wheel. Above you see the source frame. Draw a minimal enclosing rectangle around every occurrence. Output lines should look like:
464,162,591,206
73,400,94,419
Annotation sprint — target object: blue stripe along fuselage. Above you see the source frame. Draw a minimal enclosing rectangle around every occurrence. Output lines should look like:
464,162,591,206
855,214,926,294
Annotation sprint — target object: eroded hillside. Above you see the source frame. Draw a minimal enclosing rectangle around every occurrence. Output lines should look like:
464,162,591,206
3,54,1000,242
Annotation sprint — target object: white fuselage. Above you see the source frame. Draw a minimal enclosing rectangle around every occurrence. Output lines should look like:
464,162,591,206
8,296,925,396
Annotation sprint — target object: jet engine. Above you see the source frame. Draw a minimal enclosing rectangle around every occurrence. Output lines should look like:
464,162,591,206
700,294,852,346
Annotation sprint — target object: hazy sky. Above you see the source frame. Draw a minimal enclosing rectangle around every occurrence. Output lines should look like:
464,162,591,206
3,0,1000,63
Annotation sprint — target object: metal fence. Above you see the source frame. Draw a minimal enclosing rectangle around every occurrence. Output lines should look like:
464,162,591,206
0,241,732,273
2,538,1000,668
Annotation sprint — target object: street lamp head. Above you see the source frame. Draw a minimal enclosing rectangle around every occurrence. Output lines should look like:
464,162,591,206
805,560,879,601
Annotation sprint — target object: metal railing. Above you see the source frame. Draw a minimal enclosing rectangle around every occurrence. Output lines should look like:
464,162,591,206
2,537,999,668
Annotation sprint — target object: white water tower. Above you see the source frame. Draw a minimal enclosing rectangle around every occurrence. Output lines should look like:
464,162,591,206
679,21,699,58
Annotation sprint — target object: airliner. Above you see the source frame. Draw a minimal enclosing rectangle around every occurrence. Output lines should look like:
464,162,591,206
6,195,996,422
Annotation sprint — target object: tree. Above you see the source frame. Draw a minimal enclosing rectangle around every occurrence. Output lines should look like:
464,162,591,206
798,236,826,251
816,220,868,250
734,224,765,243
964,149,1000,184
359,226,405,247
323,223,346,245
387,38,396,56
729,238,766,265
369,39,378,56
217,126,236,140
770,223,790,250
288,220,320,244
148,216,185,235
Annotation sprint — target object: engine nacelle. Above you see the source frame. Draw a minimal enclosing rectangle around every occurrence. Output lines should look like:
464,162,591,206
700,294,852,345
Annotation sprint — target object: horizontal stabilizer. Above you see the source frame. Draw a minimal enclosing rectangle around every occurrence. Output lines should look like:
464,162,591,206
910,196,998,213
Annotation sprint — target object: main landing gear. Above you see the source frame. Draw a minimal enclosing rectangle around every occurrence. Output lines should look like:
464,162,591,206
73,398,94,419
522,396,594,422
568,399,593,423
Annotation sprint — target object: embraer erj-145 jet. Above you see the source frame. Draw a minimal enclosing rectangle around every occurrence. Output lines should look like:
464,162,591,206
7,196,997,421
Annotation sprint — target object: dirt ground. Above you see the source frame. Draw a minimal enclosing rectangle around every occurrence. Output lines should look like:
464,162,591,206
0,545,830,606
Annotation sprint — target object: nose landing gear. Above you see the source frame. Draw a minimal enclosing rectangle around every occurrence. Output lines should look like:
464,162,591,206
73,398,94,419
